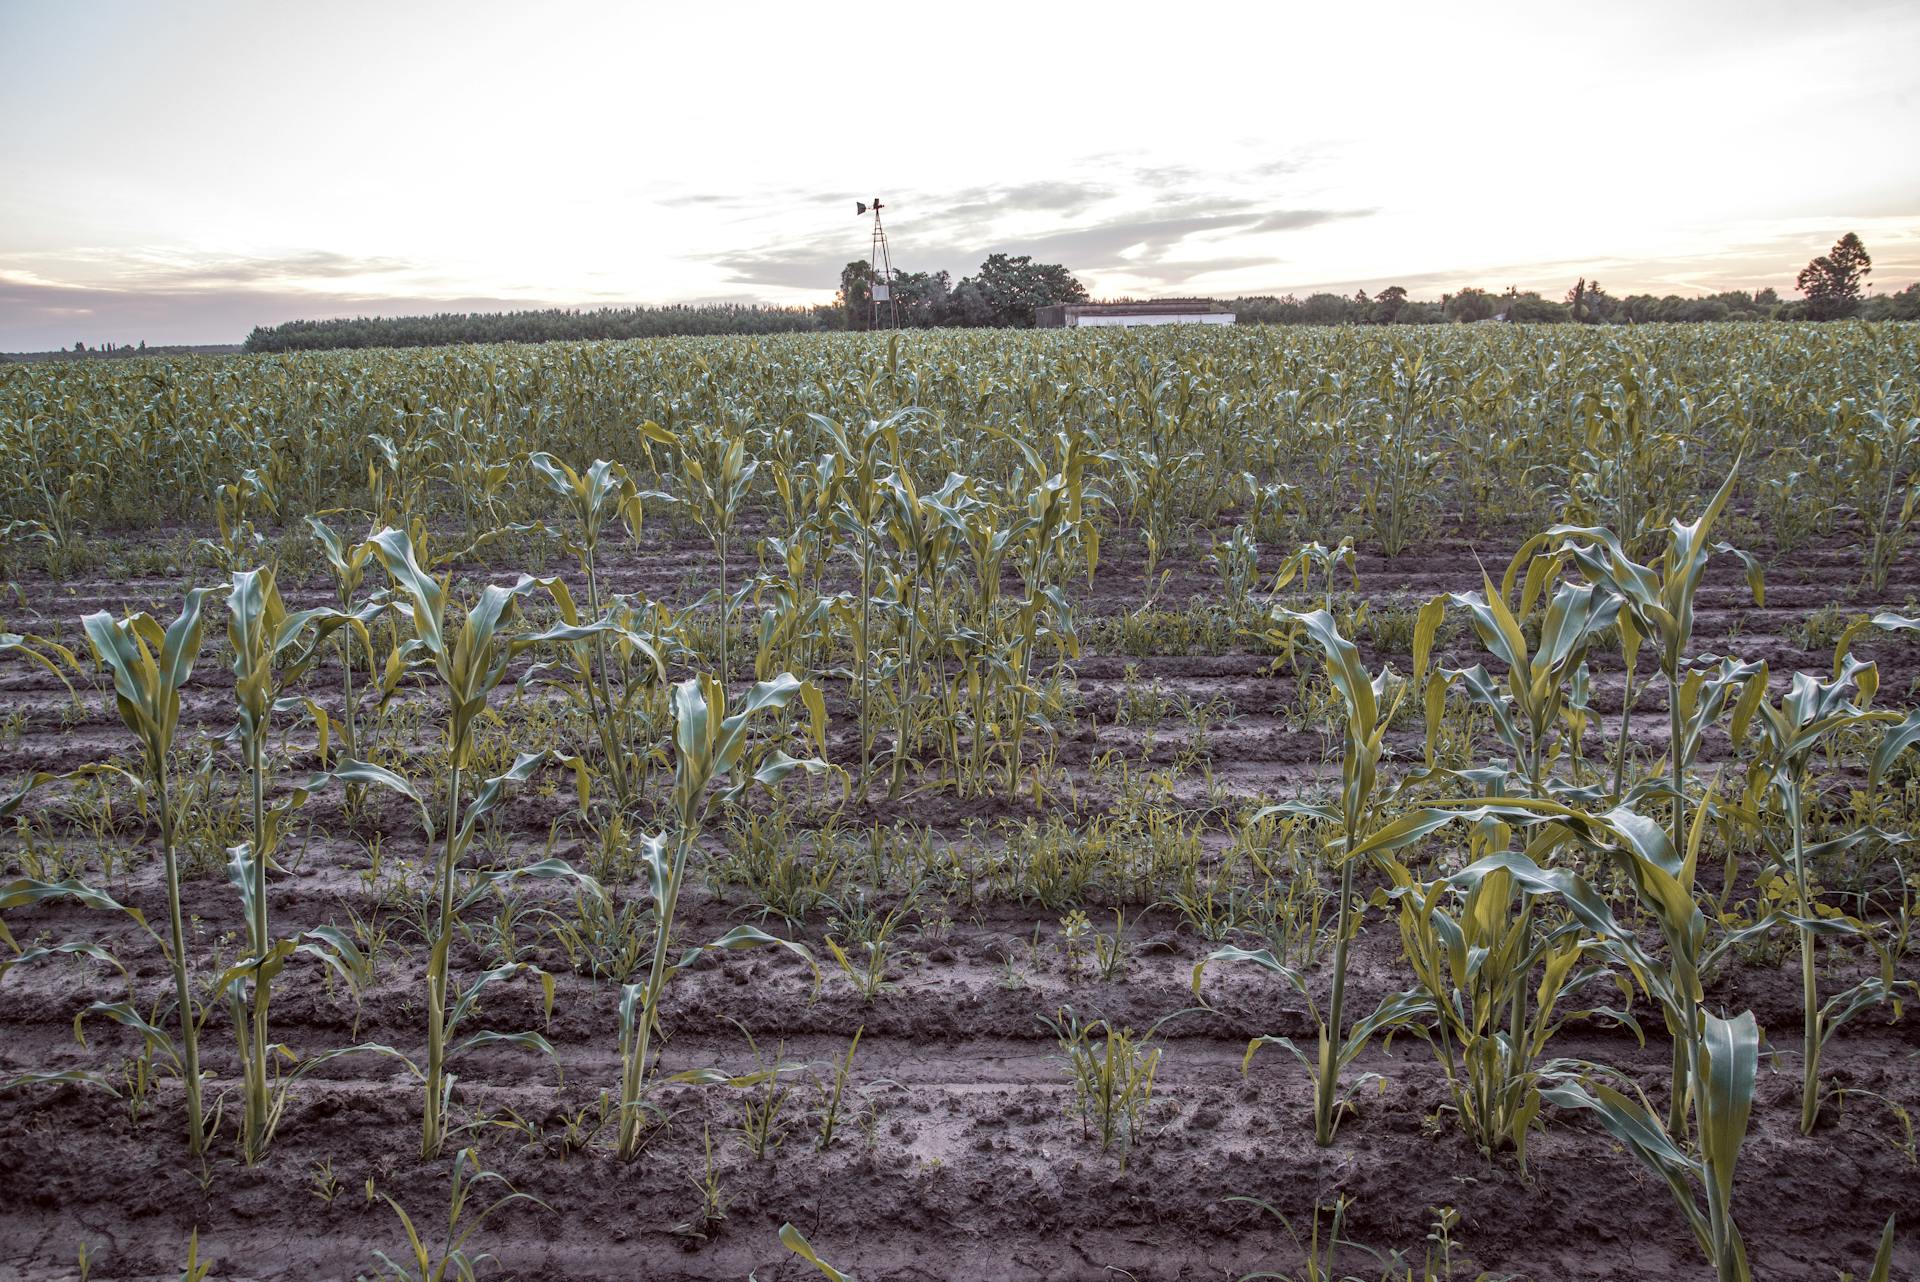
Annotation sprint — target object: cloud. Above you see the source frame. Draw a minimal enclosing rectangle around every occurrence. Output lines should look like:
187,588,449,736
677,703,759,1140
700,162,1374,291
147,249,417,287
0,247,424,293
0,273,574,350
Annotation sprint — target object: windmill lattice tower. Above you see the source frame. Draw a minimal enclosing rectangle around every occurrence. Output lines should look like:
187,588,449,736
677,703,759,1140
857,198,899,330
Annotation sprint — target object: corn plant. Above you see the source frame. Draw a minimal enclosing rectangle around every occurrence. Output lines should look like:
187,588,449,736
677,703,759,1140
516,452,676,808
874,467,972,797
999,428,1098,797
0,876,150,1101
0,623,80,700
650,421,757,681
80,590,220,1154
777,1222,857,1282
307,749,576,1157
1269,538,1358,614
813,410,912,792
523,451,667,803
1197,607,1429,1146
1563,355,1700,551
1543,1012,1758,1282
355,527,586,1157
224,565,366,1161
1352,804,1766,1282
201,466,278,572
367,1146,550,1282
1386,833,1639,1170
1555,461,1759,843
306,516,380,763
614,672,828,1160
1438,546,1620,795
1227,1193,1403,1282
1039,1005,1169,1168
1730,657,1920,1132
1553,462,1762,1121
1838,381,1919,591
1210,525,1261,621
12,419,100,575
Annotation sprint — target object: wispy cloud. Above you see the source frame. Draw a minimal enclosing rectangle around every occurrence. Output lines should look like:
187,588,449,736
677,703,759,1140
0,246,432,293
0,271,569,350
701,156,1373,293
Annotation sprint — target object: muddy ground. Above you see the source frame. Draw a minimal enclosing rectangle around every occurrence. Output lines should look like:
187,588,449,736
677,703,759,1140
2,511,1918,1282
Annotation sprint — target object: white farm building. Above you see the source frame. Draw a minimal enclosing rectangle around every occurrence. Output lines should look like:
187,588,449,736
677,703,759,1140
1035,300,1236,328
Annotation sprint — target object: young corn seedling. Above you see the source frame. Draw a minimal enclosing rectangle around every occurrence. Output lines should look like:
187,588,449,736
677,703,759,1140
224,565,365,1162
1731,656,1920,1132
1355,803,1766,1282
367,1146,550,1282
776,1222,858,1282
520,451,668,807
1197,606,1429,1146
346,527,589,1157
651,421,757,682
1385,829,1639,1170
306,516,381,765
1227,1192,1400,1282
815,1024,862,1151
1552,461,1763,1123
811,409,914,793
823,889,910,1002
1040,1006,1170,1169
614,672,828,1160
80,589,220,1154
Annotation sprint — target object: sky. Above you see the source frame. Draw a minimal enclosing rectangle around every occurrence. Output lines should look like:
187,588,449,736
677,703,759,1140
3,0,1918,349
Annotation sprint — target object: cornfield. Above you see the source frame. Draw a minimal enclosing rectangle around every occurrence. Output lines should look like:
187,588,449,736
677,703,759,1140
1,321,1916,1281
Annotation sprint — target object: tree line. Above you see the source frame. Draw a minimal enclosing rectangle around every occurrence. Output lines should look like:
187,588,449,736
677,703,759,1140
242,303,841,353
230,233,1912,355
1228,235,1914,325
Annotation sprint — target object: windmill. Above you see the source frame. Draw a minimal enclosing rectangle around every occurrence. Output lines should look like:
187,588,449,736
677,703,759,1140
856,198,898,330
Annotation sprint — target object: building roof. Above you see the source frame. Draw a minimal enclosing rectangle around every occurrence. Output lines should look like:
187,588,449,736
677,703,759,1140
1064,300,1227,315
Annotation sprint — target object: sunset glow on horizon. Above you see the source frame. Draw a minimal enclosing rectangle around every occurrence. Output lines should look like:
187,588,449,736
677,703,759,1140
3,0,1918,348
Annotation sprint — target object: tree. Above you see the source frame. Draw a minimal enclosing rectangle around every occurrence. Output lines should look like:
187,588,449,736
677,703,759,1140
1506,291,1571,322
948,280,993,326
954,253,1087,327
888,268,952,328
1373,285,1408,323
1442,288,1500,323
1567,277,1588,322
838,260,874,330
1864,282,1920,321
1566,278,1615,323
1796,232,1872,320
1300,292,1355,324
